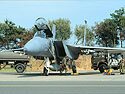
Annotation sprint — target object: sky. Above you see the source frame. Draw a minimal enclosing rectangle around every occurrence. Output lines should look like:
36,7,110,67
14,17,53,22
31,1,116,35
0,0,125,46
0,0,125,29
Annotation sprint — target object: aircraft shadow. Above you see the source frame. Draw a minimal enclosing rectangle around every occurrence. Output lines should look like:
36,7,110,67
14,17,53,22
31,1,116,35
18,71,101,78
0,71,101,78
18,72,72,78
0,72,18,75
79,72,101,75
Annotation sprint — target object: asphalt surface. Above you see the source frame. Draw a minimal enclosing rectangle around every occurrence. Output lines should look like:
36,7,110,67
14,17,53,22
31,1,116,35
0,70,125,81
0,70,125,94
0,81,125,94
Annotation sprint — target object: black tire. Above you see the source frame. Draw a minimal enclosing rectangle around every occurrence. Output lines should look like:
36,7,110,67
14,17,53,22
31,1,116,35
72,65,77,73
43,67,49,76
15,63,25,73
99,64,107,73
112,67,118,70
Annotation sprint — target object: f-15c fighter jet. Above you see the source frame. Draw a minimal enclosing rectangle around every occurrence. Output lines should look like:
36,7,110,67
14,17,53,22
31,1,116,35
22,17,79,75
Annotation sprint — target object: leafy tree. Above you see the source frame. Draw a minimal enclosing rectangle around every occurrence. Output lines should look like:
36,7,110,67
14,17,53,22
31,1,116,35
94,19,118,47
0,19,33,49
74,24,94,46
18,31,34,47
49,18,71,40
0,20,17,48
30,26,38,33
120,16,125,40
110,7,125,47
110,7,125,30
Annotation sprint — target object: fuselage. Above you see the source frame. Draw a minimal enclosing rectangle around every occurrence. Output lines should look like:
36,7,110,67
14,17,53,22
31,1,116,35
24,36,53,58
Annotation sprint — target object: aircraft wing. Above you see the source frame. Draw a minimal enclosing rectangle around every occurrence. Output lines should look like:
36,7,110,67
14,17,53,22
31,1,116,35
11,48,24,52
65,44,125,60
68,45,125,51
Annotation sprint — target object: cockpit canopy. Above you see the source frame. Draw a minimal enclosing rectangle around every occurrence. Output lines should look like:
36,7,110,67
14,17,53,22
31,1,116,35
35,17,47,30
34,17,53,38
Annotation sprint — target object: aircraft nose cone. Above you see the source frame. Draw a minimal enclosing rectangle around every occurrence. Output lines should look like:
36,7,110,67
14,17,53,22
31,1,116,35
24,37,50,56
24,38,40,55
23,47,28,54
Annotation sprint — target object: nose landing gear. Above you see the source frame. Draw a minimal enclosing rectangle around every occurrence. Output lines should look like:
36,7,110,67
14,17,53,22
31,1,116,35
43,67,49,76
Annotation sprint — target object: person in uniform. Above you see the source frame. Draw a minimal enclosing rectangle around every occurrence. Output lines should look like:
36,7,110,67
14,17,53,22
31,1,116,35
120,52,125,74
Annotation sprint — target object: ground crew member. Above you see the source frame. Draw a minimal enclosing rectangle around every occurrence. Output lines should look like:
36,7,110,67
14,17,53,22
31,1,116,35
119,52,125,75
120,59,125,74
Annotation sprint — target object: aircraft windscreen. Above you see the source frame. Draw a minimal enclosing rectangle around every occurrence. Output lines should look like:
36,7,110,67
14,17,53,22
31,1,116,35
33,31,46,38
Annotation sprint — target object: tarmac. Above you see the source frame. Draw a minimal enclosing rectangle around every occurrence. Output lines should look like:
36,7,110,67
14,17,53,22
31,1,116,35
0,70,125,81
0,70,125,94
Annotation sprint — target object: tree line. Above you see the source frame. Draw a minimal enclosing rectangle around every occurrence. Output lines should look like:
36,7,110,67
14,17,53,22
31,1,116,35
94,7,125,47
0,8,125,49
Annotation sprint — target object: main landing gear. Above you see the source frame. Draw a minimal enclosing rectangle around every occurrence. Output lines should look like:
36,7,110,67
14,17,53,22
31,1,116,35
42,57,77,76
43,67,49,76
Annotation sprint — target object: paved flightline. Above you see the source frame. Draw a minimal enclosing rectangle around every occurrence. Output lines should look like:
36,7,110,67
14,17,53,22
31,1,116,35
0,70,125,94
0,70,125,81
0,81,125,94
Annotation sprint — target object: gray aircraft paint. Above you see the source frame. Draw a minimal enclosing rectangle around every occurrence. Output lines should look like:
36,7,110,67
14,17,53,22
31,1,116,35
24,36,52,57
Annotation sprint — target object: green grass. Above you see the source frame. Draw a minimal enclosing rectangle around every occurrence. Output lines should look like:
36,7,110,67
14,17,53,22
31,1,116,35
0,67,16,72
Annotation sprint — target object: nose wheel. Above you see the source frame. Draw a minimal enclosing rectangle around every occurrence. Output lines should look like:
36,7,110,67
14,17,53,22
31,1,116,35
43,67,49,76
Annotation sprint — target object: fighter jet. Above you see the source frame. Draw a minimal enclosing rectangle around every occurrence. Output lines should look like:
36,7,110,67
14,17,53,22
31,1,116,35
15,17,125,76
21,17,78,75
